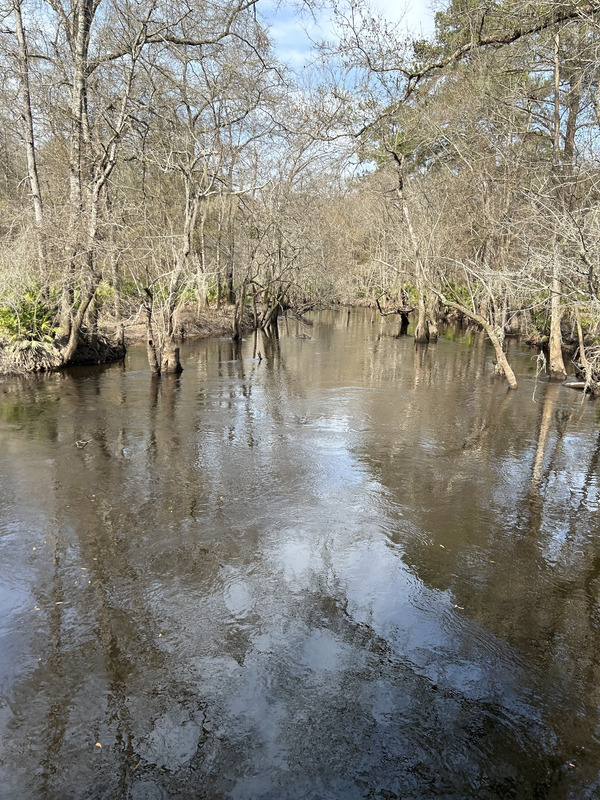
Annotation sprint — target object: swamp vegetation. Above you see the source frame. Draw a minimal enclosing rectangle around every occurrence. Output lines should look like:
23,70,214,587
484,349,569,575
1,0,600,389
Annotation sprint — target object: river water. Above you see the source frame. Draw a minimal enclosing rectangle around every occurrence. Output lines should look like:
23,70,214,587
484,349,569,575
1,310,600,799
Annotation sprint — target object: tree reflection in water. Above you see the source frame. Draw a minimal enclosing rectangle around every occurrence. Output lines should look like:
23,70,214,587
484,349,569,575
0,311,599,799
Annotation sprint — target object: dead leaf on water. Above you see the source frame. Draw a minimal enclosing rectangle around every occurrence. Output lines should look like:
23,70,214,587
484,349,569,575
439,544,445,549
56,601,64,605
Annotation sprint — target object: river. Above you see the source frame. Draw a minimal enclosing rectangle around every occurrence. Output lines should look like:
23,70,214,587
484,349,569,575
1,310,599,799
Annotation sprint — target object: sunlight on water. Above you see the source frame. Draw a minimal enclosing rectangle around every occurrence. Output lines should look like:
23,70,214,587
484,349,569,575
1,311,599,799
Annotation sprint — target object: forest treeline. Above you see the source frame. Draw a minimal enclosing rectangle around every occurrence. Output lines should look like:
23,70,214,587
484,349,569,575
1,0,599,389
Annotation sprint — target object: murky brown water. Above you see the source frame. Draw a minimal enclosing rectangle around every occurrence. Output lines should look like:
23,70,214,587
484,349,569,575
1,310,600,799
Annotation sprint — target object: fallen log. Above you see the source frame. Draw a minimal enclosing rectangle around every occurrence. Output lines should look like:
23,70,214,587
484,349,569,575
563,381,588,391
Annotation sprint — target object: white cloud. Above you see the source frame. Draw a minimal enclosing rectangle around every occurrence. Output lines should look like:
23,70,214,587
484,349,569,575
376,0,436,37
260,0,436,68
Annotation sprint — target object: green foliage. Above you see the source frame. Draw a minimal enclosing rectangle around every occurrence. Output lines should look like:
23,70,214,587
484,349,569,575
204,281,218,304
442,280,476,307
526,291,551,338
8,337,58,360
0,286,59,343
178,286,197,303
579,315,600,341
94,281,114,307
245,225,261,240
119,279,140,298
433,0,516,55
531,309,550,337
357,114,426,171
401,283,419,305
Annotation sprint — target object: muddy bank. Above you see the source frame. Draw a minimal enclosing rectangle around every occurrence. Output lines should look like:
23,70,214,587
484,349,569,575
0,307,235,378
123,306,234,345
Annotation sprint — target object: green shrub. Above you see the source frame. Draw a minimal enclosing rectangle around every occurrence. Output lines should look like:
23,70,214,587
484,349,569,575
0,286,59,343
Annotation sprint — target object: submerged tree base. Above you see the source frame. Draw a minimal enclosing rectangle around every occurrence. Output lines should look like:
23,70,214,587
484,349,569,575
0,331,125,377
66,333,126,369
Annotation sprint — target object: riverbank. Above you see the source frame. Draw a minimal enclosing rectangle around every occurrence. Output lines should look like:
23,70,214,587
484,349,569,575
0,306,235,377
122,306,234,345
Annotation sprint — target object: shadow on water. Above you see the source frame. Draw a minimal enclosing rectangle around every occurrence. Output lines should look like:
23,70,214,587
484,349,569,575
1,310,600,799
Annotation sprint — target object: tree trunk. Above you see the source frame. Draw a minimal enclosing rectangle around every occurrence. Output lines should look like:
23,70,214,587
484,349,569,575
564,72,581,166
549,31,567,382
414,288,428,343
265,302,281,338
216,194,224,307
232,279,247,341
549,269,567,381
487,325,518,390
13,0,47,271
143,289,161,375
59,0,91,334
216,270,222,308
197,206,208,309
398,311,409,336
160,337,183,374
391,152,429,344
426,295,439,342
436,293,518,389
145,331,160,376
111,253,121,323
87,297,99,349
225,197,235,305
574,306,597,395
59,283,97,364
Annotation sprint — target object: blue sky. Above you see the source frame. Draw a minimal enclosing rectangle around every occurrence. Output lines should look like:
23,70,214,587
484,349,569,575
259,0,438,67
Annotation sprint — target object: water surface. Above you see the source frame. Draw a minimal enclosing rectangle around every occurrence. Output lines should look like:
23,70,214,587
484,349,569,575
1,311,599,799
